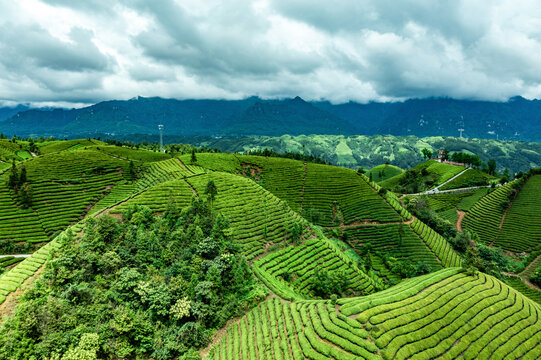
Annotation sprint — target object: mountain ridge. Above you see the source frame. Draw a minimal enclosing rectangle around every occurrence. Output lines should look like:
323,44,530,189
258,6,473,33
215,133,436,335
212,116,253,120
2,95,541,141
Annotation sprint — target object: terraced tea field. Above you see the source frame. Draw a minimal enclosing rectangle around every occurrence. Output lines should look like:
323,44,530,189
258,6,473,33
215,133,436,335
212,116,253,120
380,160,466,191
0,187,48,244
2,141,541,360
366,164,404,182
254,237,378,298
239,156,401,226
207,268,541,360
496,175,541,252
186,172,311,260
345,224,443,271
462,182,514,244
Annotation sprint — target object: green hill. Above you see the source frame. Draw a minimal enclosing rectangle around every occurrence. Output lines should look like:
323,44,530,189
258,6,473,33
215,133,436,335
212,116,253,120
1,139,540,359
366,164,404,182
380,159,465,193
206,268,541,360
439,168,496,190
495,174,541,252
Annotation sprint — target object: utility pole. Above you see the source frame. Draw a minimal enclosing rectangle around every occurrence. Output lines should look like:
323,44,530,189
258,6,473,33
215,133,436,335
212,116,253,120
158,124,164,152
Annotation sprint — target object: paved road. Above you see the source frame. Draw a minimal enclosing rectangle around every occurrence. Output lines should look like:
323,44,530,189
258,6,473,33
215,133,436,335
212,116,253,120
404,167,502,196
425,168,471,194
0,254,31,258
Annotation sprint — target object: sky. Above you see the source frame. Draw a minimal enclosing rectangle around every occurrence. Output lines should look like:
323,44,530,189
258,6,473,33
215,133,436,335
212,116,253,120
1,0,541,107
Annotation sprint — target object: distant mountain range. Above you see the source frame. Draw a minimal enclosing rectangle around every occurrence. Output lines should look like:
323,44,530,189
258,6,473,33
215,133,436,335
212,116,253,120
1,96,541,141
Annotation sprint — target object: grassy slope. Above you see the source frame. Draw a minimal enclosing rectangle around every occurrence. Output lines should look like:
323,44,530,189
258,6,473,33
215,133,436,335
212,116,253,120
496,175,541,252
380,160,465,192
207,268,541,360
0,141,539,359
462,182,514,246
439,168,496,190
367,164,404,182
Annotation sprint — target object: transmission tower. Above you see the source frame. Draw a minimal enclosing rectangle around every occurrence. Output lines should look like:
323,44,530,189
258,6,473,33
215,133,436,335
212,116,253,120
458,128,464,138
158,124,164,152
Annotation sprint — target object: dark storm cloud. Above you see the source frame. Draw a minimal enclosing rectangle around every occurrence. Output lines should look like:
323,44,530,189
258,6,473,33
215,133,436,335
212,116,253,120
1,0,541,106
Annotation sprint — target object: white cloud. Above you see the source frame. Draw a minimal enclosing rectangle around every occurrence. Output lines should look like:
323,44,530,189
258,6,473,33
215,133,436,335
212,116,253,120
0,0,541,106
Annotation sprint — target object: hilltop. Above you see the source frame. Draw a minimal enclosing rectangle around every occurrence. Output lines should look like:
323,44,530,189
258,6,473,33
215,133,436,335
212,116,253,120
0,139,539,359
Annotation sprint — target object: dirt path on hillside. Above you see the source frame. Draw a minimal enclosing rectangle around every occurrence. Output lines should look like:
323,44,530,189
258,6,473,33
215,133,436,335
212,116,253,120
520,253,541,277
489,197,515,247
502,271,541,291
0,264,46,323
455,210,465,232
183,178,198,197
325,217,414,230
176,158,194,174
93,199,128,219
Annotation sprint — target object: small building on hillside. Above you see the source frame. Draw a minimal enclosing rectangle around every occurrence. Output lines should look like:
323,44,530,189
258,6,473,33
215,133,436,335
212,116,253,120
436,150,445,162
436,149,466,166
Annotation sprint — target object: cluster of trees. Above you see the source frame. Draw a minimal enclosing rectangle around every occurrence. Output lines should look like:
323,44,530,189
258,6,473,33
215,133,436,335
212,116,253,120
7,162,32,208
310,268,349,298
459,231,510,278
0,198,262,359
355,242,430,282
530,267,541,287
421,148,503,175
406,197,457,240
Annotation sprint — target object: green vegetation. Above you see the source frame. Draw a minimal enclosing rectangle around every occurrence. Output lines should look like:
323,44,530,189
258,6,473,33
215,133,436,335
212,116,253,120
0,200,262,359
366,164,404,182
496,175,541,252
254,237,378,299
190,134,541,174
380,160,465,193
345,224,442,277
462,182,514,244
2,138,541,359
22,150,129,237
439,168,495,190
505,276,541,304
209,268,541,360
37,139,103,154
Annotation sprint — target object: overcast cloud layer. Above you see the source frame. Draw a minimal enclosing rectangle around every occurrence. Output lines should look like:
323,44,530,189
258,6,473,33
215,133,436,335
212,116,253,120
1,0,541,107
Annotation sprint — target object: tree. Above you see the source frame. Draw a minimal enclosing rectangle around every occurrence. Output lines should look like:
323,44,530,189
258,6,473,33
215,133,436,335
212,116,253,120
19,183,32,209
191,148,197,163
398,222,405,247
463,243,482,276
128,160,136,181
530,267,541,287
204,179,217,204
500,168,509,184
289,222,302,245
18,165,26,186
421,148,432,160
487,159,497,176
7,161,18,189
441,148,450,161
